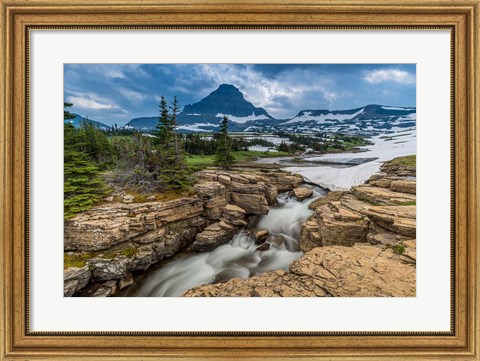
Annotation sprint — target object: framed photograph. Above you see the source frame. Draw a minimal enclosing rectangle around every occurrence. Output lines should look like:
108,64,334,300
1,0,478,359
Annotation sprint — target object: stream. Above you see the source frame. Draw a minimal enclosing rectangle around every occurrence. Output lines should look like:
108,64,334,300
120,185,326,297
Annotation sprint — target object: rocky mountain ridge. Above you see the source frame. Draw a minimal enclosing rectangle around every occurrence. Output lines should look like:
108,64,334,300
122,84,416,134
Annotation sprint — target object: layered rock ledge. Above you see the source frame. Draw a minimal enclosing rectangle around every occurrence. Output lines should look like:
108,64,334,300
184,156,417,297
64,169,303,296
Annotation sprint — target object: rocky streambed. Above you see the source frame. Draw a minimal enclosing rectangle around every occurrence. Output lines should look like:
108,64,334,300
63,169,304,297
185,159,416,297
64,157,416,298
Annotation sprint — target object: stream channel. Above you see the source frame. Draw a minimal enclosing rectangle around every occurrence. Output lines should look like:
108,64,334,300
119,185,326,297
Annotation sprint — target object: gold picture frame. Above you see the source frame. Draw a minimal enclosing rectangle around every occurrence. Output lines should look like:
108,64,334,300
1,0,479,359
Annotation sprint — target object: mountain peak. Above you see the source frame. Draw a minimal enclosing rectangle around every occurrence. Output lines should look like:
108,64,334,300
217,83,241,92
180,84,273,122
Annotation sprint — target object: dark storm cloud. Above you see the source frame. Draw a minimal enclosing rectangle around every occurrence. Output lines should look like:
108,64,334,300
64,64,416,126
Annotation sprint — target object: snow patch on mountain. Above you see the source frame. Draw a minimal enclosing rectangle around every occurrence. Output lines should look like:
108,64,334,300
284,108,365,124
215,112,271,124
176,123,219,132
382,106,416,111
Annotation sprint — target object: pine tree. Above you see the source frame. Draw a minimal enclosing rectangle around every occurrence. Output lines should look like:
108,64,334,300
63,103,108,219
153,96,194,190
64,102,75,121
214,116,234,169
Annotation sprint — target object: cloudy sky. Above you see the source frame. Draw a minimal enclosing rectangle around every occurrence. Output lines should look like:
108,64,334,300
64,64,416,126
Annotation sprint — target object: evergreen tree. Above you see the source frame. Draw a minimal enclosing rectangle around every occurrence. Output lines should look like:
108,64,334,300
64,102,75,121
214,116,234,169
63,103,108,219
153,96,194,190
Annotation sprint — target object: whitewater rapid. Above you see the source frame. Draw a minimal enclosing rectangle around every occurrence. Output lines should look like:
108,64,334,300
124,187,326,297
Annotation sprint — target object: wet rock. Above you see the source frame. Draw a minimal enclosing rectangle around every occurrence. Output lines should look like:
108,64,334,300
256,243,270,252
293,187,313,201
255,230,269,244
191,221,239,252
64,265,91,296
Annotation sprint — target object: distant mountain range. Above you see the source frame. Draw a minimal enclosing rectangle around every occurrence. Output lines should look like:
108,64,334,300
72,84,416,135
64,114,110,130
125,84,277,132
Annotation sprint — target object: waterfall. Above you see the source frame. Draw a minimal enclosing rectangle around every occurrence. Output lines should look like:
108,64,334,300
123,186,326,297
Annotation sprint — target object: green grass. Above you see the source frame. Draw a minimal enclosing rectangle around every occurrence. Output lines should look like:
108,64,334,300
64,245,138,269
386,155,416,167
185,150,289,167
397,201,416,206
392,244,406,255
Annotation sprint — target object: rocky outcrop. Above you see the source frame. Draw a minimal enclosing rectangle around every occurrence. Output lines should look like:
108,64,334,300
196,169,302,195
184,156,417,298
194,182,228,220
221,204,247,226
64,169,304,296
191,221,239,252
64,197,205,252
300,157,416,252
185,241,416,297
64,265,92,297
292,187,313,201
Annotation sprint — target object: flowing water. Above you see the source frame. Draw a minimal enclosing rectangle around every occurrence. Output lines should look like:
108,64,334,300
123,186,326,297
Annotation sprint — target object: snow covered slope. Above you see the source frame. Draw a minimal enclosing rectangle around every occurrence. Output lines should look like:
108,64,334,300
284,128,416,191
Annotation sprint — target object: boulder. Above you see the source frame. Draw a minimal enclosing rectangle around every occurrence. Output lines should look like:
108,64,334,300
308,191,345,210
260,172,304,191
310,202,369,247
293,187,313,201
362,205,416,238
256,243,270,252
255,230,269,244
91,258,128,281
221,204,247,226
230,192,269,215
191,221,239,252
264,185,278,205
